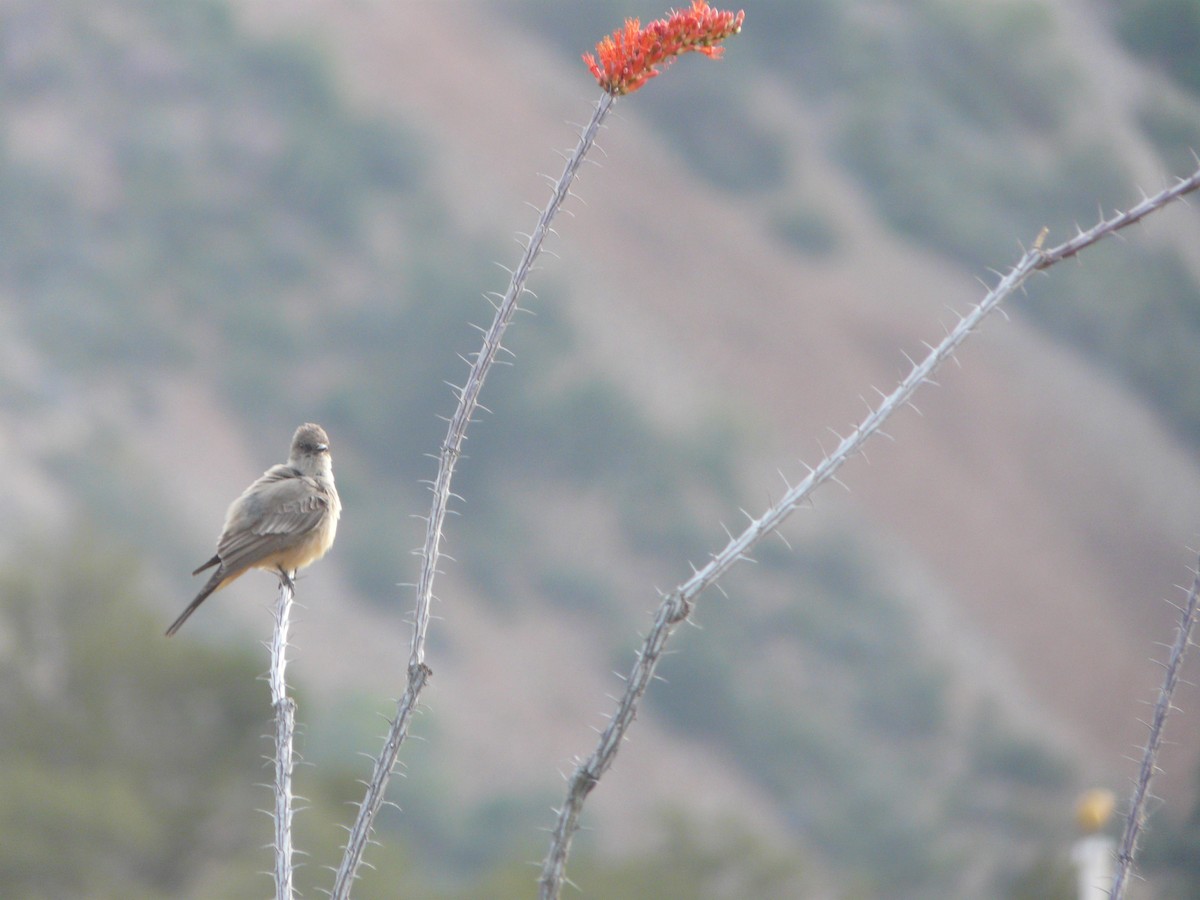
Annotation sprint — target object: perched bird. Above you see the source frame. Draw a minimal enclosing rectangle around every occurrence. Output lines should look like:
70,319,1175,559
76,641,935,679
166,423,341,637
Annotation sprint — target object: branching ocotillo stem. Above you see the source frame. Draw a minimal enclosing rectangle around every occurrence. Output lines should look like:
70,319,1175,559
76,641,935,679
270,571,297,900
329,92,616,900
537,163,1200,900
1111,555,1200,900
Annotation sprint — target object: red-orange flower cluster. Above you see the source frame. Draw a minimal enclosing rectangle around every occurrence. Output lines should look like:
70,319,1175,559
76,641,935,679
583,1,745,96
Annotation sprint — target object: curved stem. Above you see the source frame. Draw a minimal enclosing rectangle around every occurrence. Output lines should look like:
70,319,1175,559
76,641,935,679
1111,556,1200,899
538,161,1200,899
330,92,617,900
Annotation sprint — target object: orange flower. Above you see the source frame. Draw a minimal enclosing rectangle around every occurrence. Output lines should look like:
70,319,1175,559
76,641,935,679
583,1,745,96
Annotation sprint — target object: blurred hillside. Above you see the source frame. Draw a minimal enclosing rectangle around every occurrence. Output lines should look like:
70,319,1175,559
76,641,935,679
3,0,1200,897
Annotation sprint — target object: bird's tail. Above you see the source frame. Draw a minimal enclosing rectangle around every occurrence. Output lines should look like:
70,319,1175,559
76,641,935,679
165,568,225,637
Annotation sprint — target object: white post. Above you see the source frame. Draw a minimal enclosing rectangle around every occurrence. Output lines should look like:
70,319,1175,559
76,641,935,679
1072,788,1116,900
1072,833,1115,900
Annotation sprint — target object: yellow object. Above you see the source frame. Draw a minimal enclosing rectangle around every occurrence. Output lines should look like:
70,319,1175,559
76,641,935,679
1076,788,1117,833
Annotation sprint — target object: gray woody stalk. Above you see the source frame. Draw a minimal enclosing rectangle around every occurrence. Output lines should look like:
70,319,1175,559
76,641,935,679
270,576,296,900
535,165,1200,900
329,93,615,899
331,7,747,894
1111,552,1200,900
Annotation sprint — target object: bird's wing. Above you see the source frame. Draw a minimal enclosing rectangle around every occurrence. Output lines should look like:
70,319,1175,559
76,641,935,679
215,467,333,573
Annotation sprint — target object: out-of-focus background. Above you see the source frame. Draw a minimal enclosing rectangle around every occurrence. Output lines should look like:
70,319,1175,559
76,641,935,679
3,0,1200,896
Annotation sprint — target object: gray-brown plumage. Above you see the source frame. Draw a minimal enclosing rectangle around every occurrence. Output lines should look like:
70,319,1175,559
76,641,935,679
166,423,341,637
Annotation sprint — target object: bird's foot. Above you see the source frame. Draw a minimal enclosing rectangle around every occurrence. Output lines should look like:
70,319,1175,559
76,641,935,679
277,568,297,591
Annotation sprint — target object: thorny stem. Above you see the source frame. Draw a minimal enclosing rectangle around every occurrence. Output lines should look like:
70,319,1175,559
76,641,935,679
1111,556,1200,900
537,163,1200,900
270,571,296,900
329,92,616,900
407,93,615,674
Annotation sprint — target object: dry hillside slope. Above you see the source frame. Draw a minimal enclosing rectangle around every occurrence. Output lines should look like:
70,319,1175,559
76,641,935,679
233,0,1200,822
